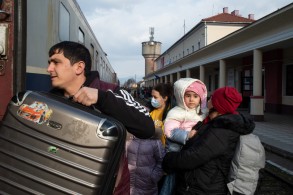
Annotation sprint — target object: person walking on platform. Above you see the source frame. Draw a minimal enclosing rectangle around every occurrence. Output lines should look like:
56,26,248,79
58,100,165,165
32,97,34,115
162,86,255,194
47,41,155,195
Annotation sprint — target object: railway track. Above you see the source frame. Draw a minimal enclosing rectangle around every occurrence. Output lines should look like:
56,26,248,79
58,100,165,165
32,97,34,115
256,146,293,194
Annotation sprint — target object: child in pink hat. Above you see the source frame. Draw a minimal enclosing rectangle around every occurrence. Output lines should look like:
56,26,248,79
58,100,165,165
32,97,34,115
160,78,208,195
164,78,208,151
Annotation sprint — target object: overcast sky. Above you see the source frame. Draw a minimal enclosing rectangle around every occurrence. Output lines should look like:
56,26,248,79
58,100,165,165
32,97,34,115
75,0,292,83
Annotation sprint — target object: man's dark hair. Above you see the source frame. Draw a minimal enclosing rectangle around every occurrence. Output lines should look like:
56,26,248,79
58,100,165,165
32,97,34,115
49,41,92,76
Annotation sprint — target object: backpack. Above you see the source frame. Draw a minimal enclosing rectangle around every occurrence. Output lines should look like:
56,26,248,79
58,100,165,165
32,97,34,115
227,133,266,195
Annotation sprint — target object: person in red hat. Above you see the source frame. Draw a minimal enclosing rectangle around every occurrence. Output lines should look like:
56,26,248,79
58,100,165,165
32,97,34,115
210,86,243,114
162,86,255,194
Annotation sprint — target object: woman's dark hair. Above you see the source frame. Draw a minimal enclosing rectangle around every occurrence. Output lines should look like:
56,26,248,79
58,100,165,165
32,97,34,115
208,107,217,115
152,83,174,120
49,41,92,76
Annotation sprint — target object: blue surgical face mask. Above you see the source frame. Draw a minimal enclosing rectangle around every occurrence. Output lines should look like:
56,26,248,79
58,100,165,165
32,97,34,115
151,97,161,108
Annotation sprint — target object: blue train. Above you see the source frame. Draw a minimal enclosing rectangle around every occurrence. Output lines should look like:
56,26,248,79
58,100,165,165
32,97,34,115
0,0,117,119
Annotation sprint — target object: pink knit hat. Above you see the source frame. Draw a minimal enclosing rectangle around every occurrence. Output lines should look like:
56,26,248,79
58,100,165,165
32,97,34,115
185,80,207,109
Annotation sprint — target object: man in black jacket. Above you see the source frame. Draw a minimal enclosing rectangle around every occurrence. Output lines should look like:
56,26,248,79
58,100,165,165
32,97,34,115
47,41,155,194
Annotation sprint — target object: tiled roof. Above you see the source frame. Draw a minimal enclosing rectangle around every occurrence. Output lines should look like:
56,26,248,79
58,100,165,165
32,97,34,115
202,13,255,23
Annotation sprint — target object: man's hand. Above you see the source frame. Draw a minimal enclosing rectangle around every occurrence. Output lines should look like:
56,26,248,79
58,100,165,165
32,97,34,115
73,87,98,106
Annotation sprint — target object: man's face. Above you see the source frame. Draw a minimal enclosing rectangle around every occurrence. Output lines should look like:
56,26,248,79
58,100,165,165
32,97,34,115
47,52,77,90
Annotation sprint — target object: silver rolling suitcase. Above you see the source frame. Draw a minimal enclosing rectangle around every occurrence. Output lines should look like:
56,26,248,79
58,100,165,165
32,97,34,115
0,91,127,195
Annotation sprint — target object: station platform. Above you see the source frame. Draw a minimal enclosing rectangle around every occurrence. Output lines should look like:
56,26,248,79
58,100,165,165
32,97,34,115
241,111,293,158
239,110,293,179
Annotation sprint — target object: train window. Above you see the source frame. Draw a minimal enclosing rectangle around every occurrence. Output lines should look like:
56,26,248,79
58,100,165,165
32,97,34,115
78,28,85,43
95,51,99,70
90,44,94,70
59,3,70,41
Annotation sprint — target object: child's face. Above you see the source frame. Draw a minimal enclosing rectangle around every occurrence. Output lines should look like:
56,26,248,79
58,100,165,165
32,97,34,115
184,91,201,109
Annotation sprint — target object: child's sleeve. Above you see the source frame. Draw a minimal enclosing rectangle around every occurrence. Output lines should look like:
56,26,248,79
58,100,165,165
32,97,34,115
164,119,181,138
164,119,190,145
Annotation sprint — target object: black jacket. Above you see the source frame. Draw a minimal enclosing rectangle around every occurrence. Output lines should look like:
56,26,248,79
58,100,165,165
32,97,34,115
50,71,155,139
162,114,255,195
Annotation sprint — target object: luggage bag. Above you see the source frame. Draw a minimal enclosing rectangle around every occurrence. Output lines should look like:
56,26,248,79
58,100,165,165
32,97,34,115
0,91,127,195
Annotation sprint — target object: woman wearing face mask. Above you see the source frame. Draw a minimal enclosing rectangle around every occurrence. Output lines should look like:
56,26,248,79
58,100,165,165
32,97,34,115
126,83,173,195
149,83,174,145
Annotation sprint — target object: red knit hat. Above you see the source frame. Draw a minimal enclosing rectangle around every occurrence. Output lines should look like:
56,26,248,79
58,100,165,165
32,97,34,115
211,87,242,114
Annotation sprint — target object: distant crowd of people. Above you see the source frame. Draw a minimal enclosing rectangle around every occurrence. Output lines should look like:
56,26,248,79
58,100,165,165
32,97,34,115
120,87,153,100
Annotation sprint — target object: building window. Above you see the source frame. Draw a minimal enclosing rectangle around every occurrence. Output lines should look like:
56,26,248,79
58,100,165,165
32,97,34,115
242,77,253,91
286,64,293,96
192,45,194,52
198,41,201,50
215,74,219,89
78,28,85,43
187,48,189,55
59,3,70,41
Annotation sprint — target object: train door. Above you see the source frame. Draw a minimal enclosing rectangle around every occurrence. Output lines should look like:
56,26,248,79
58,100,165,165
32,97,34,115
0,0,26,120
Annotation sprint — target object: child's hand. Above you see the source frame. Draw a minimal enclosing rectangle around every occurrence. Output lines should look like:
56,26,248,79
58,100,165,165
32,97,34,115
188,129,197,138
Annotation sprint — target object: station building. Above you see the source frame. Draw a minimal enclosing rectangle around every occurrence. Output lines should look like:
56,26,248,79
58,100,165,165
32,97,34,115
142,3,293,120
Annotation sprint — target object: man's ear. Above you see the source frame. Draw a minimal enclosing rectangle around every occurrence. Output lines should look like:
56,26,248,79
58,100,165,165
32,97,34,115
75,61,85,75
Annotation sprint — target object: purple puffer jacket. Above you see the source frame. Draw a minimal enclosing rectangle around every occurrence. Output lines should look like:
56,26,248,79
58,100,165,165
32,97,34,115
126,136,166,195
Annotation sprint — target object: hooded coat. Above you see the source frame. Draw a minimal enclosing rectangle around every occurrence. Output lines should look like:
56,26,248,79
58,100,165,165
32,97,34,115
126,133,165,195
162,113,255,195
164,78,208,152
